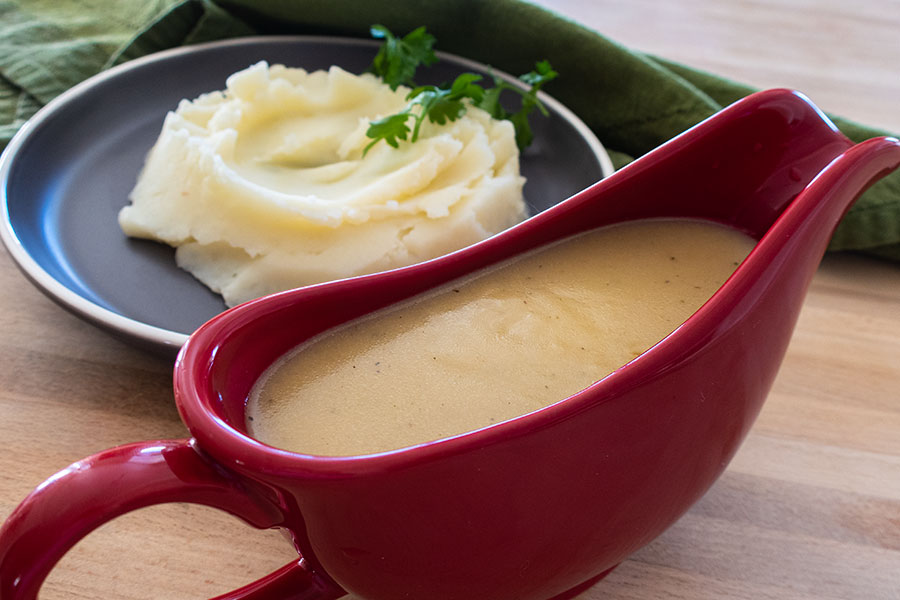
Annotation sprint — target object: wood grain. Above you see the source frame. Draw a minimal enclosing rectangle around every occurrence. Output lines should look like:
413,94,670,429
1,1,898,598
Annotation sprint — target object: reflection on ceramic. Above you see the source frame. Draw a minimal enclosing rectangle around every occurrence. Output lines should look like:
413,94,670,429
1,90,898,600
0,36,611,356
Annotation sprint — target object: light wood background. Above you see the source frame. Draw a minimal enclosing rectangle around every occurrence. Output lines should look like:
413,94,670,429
1,1,898,599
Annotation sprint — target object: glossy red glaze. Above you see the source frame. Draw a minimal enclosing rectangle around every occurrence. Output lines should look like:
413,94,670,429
2,89,899,600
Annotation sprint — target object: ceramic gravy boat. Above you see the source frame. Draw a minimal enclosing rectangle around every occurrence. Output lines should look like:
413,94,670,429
1,89,898,600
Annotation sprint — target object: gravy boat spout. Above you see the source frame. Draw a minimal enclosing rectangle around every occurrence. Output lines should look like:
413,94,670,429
168,89,900,600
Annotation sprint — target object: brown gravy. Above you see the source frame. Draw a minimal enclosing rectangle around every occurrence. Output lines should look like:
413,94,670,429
246,219,755,456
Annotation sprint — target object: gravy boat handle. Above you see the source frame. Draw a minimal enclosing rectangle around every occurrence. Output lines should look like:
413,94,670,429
0,439,346,600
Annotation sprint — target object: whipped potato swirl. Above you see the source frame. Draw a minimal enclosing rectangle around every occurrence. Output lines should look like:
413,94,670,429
119,61,527,306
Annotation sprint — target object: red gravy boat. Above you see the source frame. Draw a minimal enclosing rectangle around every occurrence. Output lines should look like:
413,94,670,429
1,89,899,600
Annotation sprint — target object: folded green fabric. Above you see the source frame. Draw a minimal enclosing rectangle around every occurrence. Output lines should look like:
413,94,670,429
1,0,898,259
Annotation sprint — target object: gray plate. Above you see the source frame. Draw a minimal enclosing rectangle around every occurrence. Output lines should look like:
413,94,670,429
0,36,613,357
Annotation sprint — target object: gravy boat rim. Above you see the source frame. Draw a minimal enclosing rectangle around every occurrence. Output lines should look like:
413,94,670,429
174,88,886,476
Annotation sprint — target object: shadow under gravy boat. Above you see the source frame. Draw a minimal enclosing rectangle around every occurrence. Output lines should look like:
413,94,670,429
1,89,899,600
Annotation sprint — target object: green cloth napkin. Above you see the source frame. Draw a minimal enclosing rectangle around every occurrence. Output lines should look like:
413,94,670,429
2,0,898,260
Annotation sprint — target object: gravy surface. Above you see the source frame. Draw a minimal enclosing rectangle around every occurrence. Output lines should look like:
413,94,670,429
247,219,755,456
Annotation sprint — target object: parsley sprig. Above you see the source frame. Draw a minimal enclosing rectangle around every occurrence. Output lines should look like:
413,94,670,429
478,60,558,149
364,25,558,155
368,25,438,90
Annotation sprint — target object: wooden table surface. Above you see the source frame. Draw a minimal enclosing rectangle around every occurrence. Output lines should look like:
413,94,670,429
1,1,898,599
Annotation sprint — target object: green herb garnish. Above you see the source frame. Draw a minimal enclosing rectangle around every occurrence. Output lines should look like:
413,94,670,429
477,60,558,149
364,25,558,155
368,24,438,90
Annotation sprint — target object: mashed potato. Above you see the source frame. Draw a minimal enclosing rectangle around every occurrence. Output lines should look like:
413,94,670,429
118,61,527,307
